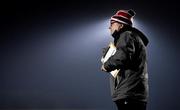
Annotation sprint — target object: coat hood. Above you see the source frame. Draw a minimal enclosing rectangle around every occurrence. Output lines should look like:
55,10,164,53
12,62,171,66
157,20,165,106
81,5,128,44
131,27,149,46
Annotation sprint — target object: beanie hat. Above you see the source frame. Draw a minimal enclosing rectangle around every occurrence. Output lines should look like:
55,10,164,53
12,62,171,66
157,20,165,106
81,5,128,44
110,9,136,26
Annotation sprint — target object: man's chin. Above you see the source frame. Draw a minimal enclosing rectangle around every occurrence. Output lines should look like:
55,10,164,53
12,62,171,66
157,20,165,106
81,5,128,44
111,30,115,35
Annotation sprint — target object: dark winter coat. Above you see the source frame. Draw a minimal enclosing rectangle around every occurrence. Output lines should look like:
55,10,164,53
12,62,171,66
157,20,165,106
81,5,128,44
103,26,149,102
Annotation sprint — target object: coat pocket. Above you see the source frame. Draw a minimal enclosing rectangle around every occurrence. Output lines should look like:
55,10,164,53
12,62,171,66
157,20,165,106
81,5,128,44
114,70,125,89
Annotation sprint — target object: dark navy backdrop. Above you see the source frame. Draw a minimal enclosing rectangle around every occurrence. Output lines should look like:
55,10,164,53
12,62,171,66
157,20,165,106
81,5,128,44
0,0,179,110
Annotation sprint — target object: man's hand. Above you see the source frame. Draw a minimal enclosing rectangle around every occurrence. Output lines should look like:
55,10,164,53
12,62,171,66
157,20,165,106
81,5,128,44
101,65,107,72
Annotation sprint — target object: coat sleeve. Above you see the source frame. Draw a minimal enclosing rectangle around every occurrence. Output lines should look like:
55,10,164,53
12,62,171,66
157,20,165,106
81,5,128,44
104,31,135,72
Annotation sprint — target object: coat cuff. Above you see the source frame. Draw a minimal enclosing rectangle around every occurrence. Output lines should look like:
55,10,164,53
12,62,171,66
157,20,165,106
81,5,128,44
104,61,113,72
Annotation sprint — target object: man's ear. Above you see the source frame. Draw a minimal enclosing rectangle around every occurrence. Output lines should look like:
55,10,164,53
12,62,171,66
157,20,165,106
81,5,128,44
118,24,124,30
120,24,124,28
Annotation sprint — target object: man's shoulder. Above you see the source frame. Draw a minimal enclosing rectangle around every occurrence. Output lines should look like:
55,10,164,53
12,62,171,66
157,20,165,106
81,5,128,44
120,30,132,36
114,30,135,48
118,30,135,42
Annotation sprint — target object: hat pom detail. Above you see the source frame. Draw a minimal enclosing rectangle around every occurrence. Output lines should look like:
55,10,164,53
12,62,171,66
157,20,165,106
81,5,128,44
128,9,136,17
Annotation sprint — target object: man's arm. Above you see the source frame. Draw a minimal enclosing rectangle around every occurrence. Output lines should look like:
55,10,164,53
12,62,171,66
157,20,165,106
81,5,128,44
103,31,135,72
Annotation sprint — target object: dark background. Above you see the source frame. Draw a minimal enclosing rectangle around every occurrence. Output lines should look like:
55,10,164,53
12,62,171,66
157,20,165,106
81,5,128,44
0,0,179,110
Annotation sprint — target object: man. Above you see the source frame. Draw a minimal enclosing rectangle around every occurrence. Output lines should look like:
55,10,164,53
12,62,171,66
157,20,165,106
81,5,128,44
101,9,149,110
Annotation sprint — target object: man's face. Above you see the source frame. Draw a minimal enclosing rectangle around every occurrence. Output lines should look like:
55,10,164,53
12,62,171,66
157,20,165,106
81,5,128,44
109,21,123,35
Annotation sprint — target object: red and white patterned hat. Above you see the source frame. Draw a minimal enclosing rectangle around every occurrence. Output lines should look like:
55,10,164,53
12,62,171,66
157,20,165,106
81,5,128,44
110,9,136,26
